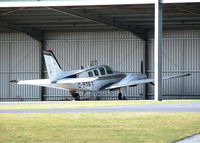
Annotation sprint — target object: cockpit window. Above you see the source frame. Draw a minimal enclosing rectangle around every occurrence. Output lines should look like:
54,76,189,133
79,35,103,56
88,71,93,77
104,66,113,74
98,67,106,75
93,69,99,76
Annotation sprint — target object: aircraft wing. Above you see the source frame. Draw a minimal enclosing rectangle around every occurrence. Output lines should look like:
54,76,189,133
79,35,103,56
106,73,191,90
15,77,97,90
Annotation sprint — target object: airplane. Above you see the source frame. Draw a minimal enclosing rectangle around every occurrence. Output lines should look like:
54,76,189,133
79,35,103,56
10,49,191,100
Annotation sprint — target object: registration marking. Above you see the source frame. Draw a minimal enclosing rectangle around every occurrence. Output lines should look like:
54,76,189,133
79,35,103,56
78,81,94,89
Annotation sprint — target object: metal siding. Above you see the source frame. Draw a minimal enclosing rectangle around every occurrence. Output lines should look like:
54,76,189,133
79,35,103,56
147,29,200,99
0,33,40,101
1,30,199,101
45,31,144,100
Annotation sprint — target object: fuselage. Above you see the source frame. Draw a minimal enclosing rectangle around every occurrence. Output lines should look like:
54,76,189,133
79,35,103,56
56,65,126,91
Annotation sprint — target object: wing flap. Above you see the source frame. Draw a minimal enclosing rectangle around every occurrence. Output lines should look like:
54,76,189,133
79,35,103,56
106,73,191,90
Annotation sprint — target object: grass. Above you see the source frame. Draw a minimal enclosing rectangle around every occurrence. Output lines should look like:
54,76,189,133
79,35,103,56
0,100,200,110
1,113,200,143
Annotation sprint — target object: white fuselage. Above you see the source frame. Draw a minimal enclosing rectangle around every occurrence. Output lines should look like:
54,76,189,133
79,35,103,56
56,65,126,91
55,65,147,92
77,72,125,91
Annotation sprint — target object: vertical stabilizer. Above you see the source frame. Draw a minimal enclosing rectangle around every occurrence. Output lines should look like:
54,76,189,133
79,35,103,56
43,50,65,82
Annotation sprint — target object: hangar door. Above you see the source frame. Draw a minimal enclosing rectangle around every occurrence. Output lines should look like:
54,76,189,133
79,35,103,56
44,31,145,100
1,30,199,101
0,31,145,101
0,33,41,101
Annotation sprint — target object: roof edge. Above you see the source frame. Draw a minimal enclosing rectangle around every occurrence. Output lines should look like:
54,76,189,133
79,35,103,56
0,0,199,8
0,0,154,8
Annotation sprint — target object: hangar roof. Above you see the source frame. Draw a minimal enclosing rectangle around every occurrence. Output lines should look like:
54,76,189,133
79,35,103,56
0,0,200,40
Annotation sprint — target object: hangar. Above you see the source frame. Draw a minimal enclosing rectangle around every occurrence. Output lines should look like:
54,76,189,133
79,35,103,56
0,0,200,101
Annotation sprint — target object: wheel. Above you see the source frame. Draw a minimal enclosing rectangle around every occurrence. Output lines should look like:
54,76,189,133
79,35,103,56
70,91,80,101
74,93,80,101
118,92,123,100
123,96,126,100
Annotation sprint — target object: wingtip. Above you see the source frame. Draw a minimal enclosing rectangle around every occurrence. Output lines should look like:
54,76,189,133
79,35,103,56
43,50,52,55
184,73,191,76
10,80,19,83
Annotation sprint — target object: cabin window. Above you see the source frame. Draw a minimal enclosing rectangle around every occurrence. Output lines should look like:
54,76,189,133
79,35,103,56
88,71,93,77
98,67,106,75
104,66,113,74
93,69,99,76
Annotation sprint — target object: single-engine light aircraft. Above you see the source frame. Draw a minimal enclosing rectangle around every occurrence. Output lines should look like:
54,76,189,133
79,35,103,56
11,49,191,100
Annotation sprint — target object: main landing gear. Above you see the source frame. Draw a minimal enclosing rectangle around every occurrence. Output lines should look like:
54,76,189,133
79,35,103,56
70,91,80,101
118,88,127,100
118,92,126,100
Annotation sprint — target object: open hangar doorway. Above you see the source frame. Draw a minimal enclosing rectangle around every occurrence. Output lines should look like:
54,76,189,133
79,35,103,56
0,1,199,101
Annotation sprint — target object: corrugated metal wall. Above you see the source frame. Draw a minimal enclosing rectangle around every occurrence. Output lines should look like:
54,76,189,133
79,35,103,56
147,29,200,99
0,30,199,101
44,31,144,100
0,33,41,101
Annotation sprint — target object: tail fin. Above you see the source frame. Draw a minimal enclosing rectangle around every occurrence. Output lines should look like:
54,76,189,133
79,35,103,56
43,50,65,82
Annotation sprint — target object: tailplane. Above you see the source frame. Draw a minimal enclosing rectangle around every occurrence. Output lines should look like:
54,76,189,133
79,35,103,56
43,50,65,82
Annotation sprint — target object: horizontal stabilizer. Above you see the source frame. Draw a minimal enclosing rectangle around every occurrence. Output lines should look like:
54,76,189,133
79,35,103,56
17,79,59,89
17,77,98,90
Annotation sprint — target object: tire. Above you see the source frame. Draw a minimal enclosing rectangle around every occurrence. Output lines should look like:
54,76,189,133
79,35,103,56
75,93,80,101
118,92,123,100
123,96,126,100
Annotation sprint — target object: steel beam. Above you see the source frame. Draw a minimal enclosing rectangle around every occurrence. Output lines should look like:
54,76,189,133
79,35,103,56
174,4,200,16
162,0,200,4
154,0,163,101
39,41,45,101
144,32,149,100
0,22,43,41
0,0,155,7
47,7,146,40
0,0,199,8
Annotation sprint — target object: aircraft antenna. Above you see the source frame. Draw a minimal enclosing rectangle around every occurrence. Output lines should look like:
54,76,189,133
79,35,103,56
90,60,98,66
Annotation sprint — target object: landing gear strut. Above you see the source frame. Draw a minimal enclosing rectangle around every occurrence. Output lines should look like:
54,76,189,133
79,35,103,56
118,92,123,100
118,88,127,100
70,91,80,101
118,92,125,100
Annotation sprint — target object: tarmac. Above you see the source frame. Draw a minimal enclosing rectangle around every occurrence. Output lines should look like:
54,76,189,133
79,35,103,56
175,134,200,143
0,102,200,113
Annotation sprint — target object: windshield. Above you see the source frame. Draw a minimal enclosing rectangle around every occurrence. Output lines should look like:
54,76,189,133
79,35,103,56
104,66,113,74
